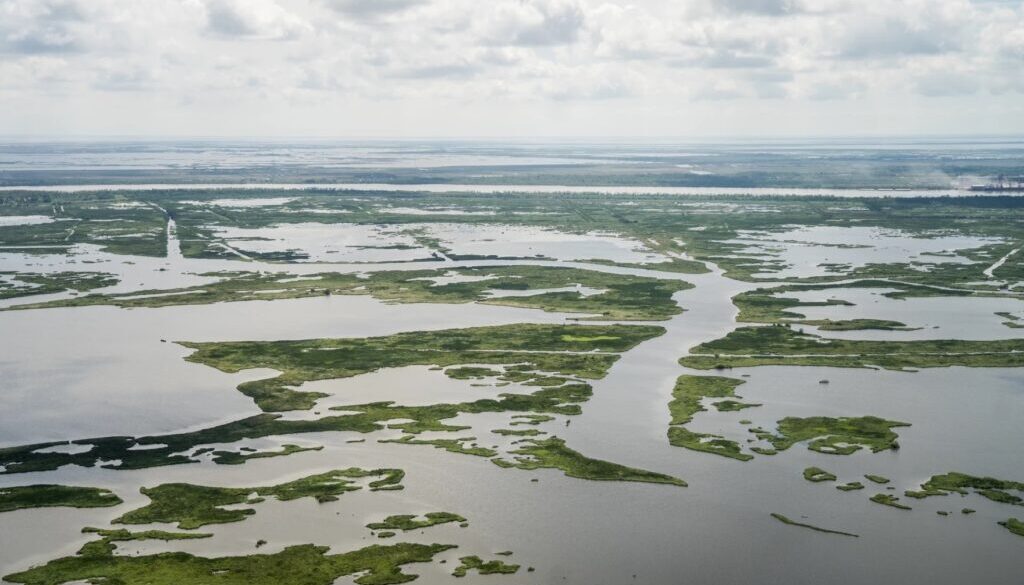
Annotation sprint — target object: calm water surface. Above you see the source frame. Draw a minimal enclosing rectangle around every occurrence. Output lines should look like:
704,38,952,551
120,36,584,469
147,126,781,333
0,233,1022,585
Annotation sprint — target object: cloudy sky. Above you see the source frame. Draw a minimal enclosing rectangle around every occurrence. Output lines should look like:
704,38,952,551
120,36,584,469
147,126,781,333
1,0,1023,137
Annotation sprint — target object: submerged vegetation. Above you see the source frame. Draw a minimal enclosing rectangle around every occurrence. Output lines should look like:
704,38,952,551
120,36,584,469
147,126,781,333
770,513,859,538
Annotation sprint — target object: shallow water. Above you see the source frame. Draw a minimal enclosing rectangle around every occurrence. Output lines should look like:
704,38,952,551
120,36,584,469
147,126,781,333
0,295,578,445
420,223,660,263
280,365,524,415
210,223,433,263
731,226,1000,279
1,226,1022,585
0,216,60,227
408,271,497,286
789,288,1024,340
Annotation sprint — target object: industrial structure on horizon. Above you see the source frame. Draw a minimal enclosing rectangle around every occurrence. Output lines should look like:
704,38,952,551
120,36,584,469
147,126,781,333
970,175,1024,191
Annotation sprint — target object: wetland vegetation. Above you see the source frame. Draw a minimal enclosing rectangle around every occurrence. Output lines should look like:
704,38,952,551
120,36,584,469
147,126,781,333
209,444,323,465
182,323,664,411
0,195,168,257
803,467,836,483
366,512,466,532
667,376,748,426
0,382,660,481
999,518,1024,537
0,485,122,513
666,375,754,461
0,271,117,300
7,265,689,322
7,185,1024,287
75,528,213,557
663,374,906,460
681,326,1024,370
750,416,908,455
114,469,405,529
870,494,912,510
0,323,681,489
903,472,1024,504
731,280,972,326
379,435,497,457
3,541,455,585
769,513,859,538
451,556,520,577
492,437,686,486
997,312,1024,328
5,176,1024,582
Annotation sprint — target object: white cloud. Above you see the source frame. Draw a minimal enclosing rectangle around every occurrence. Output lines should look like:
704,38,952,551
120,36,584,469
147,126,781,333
478,0,586,47
0,0,1021,136
203,0,310,40
325,0,427,21
713,0,804,16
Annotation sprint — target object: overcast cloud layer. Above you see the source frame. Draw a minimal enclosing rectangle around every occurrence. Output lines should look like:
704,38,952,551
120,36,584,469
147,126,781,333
1,0,1023,137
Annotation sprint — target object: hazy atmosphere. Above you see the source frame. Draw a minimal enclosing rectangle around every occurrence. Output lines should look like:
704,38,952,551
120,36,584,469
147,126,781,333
3,0,1024,137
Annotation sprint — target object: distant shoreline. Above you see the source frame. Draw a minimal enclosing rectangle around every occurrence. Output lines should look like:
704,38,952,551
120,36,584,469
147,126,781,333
0,183,982,198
